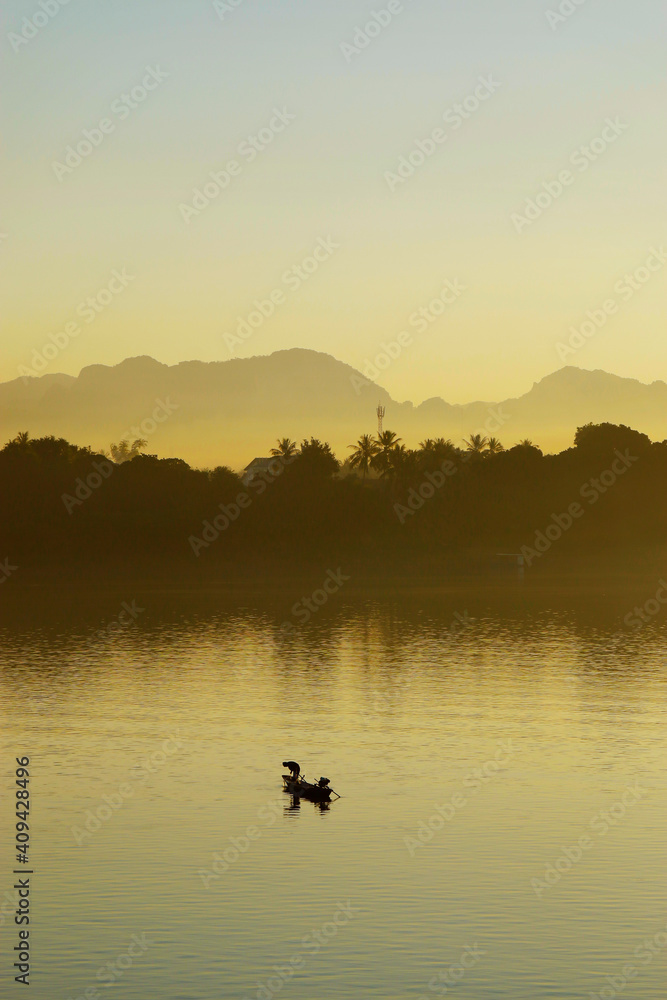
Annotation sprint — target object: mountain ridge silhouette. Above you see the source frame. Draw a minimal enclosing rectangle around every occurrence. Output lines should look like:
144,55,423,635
2,349,665,468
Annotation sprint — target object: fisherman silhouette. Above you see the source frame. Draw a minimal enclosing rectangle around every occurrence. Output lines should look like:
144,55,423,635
282,760,300,779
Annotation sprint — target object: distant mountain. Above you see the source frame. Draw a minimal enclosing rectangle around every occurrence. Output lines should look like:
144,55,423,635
1,350,665,468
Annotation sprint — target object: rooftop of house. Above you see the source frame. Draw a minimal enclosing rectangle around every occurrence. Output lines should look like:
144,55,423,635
244,457,274,471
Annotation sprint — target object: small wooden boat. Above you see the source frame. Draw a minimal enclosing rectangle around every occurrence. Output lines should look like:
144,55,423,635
282,774,339,802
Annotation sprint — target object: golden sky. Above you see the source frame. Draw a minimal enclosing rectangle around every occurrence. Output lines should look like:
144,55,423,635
2,0,666,404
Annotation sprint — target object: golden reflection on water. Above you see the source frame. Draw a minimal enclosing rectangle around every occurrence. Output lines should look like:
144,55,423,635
0,586,665,999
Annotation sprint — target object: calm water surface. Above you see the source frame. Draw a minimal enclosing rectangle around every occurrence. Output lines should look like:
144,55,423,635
0,583,665,999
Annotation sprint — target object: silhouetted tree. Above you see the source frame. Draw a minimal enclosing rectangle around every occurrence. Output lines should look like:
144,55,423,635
574,422,651,457
420,437,459,465
464,433,488,455
291,438,340,479
348,434,378,477
486,437,504,454
387,444,420,483
209,465,244,494
108,438,148,464
270,438,297,459
509,441,543,458
372,430,402,476
1,422,663,572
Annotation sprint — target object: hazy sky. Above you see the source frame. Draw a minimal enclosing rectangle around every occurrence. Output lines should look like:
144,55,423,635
2,0,665,404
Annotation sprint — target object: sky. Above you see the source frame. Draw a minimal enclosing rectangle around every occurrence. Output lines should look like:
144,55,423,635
2,0,666,405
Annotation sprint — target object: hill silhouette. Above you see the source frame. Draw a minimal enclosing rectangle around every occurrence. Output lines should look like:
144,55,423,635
2,351,666,468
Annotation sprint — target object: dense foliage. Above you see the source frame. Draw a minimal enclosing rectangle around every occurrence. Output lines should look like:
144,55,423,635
1,423,664,572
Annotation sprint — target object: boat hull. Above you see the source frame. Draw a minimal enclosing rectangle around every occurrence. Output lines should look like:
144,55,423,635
282,775,332,801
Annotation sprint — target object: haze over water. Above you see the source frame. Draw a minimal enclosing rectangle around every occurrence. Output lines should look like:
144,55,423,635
0,583,665,999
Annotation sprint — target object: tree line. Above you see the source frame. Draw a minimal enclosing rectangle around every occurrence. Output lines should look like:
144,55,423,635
1,422,664,572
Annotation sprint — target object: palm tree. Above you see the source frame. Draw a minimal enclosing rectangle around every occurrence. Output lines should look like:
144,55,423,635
108,438,148,464
348,434,378,477
375,429,401,451
432,437,458,459
419,438,435,452
518,438,535,448
486,437,504,455
372,429,402,476
270,438,297,459
464,433,488,455
387,444,419,479
13,431,30,446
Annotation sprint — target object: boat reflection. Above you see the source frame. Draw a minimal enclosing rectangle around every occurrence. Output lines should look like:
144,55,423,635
283,793,331,814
